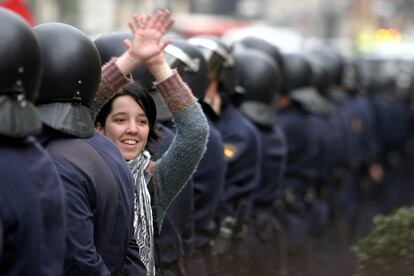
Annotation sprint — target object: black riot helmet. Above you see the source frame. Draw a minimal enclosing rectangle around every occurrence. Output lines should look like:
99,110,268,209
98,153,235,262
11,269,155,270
235,48,281,127
152,38,210,121
0,8,43,138
95,32,129,65
283,52,331,115
237,36,284,91
188,35,234,82
164,39,209,101
312,47,345,87
354,55,399,95
281,52,313,94
33,23,102,138
218,51,244,106
305,54,331,96
212,39,244,105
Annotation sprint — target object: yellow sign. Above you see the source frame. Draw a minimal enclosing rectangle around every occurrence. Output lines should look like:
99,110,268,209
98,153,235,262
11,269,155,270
356,26,402,53
374,28,401,43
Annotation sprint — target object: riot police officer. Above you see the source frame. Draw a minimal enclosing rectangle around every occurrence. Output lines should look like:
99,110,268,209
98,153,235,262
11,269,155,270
305,49,352,276
33,22,147,275
189,36,265,276
274,51,322,276
232,46,288,276
0,8,65,275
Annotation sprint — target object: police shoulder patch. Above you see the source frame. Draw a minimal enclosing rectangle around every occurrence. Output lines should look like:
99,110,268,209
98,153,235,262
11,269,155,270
223,143,237,159
351,118,363,133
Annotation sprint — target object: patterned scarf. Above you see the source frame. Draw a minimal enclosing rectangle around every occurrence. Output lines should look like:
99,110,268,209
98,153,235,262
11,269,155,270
127,150,154,276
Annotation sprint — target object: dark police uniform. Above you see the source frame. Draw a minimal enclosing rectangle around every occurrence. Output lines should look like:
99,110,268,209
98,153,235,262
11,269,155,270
326,90,361,243
149,122,193,276
0,8,66,276
277,102,321,276
148,37,222,276
213,101,263,276
215,102,262,220
338,94,382,240
186,113,226,276
41,129,145,276
310,112,335,223
0,137,65,276
389,94,413,206
370,91,411,211
307,109,348,276
244,122,288,276
232,47,287,276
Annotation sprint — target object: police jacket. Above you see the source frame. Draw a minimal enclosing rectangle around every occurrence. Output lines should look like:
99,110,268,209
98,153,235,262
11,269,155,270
192,115,226,248
0,137,65,276
40,128,145,276
215,102,262,219
277,103,321,202
250,123,287,212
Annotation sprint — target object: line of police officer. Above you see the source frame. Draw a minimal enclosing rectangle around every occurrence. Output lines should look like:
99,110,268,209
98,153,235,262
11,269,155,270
3,5,414,276
126,33,414,276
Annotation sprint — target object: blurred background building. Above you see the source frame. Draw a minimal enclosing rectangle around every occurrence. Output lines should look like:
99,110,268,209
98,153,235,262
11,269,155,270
3,0,414,57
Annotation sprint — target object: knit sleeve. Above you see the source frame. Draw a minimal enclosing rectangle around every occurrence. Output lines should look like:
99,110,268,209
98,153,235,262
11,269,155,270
150,70,209,229
90,58,132,121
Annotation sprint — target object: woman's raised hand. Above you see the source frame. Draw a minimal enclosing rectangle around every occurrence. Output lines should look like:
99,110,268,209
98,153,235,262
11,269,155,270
124,9,174,66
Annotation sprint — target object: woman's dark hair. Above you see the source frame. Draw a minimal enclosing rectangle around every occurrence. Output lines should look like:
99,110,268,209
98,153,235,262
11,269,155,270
95,82,160,144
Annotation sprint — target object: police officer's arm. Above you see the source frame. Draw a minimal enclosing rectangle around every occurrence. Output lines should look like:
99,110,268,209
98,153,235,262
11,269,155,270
56,161,111,276
224,126,263,215
90,10,173,120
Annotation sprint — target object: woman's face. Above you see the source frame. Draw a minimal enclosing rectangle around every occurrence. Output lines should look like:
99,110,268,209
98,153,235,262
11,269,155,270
97,95,150,161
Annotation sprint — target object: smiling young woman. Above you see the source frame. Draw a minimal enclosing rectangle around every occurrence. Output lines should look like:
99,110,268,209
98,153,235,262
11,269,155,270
92,10,209,275
96,86,154,161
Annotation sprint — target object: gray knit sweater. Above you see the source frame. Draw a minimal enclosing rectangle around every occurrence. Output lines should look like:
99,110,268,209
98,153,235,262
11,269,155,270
91,60,209,229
